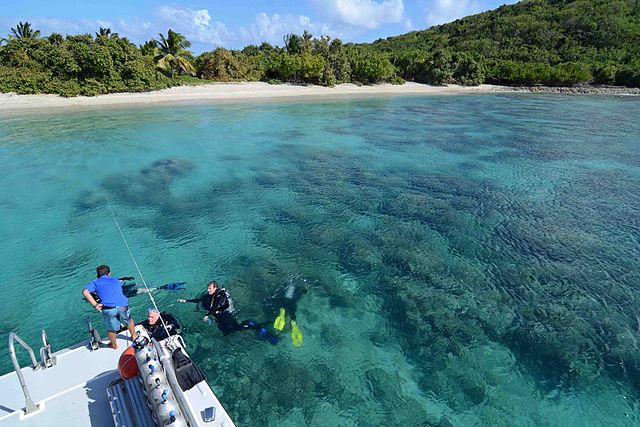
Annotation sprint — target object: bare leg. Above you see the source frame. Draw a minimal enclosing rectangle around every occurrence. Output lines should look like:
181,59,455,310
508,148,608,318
128,319,138,342
107,331,118,350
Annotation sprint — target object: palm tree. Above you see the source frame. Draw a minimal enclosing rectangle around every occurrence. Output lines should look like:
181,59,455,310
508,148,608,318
10,22,40,40
95,27,119,39
301,30,313,53
96,27,111,37
283,33,302,54
139,40,158,57
153,29,195,77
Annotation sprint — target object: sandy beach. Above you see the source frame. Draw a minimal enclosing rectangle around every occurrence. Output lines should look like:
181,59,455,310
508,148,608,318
0,82,501,112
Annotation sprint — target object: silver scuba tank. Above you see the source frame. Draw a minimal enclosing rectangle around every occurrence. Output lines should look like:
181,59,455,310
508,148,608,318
139,358,160,381
163,413,188,426
150,386,173,408
145,364,167,390
133,338,158,378
153,396,178,425
135,346,155,365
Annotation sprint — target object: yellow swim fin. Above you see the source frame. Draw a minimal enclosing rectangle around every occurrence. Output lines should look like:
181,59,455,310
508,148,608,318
273,308,286,331
291,320,303,347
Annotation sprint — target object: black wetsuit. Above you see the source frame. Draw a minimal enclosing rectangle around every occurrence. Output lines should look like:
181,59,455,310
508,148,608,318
139,312,181,341
186,289,240,335
264,282,307,321
185,288,278,343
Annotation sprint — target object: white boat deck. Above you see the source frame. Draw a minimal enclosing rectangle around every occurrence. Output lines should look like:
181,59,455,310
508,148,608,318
0,333,132,427
0,332,235,427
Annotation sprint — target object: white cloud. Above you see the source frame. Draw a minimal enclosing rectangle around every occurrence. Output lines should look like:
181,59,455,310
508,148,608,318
404,18,414,31
154,7,335,49
155,6,231,47
1,6,342,52
24,18,100,36
424,0,483,27
237,12,335,46
313,0,406,29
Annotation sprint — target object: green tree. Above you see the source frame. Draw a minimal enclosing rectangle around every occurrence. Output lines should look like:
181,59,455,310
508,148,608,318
269,52,298,81
350,50,395,84
48,33,64,46
451,52,485,85
198,48,248,81
153,29,195,77
301,30,313,54
298,52,325,83
96,27,118,39
283,33,302,54
10,22,40,40
139,40,157,57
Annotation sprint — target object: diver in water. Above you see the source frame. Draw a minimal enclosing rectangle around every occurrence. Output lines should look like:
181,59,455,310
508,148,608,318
178,280,278,344
268,276,308,347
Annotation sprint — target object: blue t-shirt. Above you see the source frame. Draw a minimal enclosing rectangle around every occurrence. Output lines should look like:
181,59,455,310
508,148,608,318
84,275,128,307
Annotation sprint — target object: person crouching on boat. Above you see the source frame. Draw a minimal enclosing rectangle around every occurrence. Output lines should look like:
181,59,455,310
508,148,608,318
139,308,181,342
82,264,137,349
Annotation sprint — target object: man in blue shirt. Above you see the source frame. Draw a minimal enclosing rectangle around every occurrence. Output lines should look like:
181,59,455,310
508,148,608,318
82,264,137,349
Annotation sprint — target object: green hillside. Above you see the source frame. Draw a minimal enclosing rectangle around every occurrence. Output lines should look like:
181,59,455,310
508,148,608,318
1,1,639,96
369,0,640,86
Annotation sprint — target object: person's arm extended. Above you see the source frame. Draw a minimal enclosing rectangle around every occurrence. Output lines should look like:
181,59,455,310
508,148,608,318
82,288,103,312
177,295,201,303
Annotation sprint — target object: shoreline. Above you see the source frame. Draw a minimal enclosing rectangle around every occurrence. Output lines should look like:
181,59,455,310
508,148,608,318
0,82,636,113
0,82,501,113
506,85,640,96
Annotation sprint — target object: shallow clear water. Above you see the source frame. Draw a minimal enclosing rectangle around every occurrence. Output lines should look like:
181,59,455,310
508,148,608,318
1,94,640,426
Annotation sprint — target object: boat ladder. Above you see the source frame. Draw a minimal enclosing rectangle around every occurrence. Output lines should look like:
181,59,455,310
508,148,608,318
8,330,57,415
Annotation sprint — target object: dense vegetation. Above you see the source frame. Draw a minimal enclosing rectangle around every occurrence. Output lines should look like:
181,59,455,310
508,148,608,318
370,0,640,86
1,0,639,96
0,24,175,96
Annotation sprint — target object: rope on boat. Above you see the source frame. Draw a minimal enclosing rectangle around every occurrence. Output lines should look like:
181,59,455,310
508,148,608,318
107,203,172,341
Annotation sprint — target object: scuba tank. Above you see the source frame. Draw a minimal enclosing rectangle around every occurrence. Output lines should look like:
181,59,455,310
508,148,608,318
132,335,150,351
163,413,188,426
138,357,160,380
150,386,173,408
145,364,167,391
153,396,178,425
135,345,155,362
133,336,158,377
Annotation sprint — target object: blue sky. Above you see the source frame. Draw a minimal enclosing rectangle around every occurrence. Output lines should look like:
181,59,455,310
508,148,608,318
1,1,516,53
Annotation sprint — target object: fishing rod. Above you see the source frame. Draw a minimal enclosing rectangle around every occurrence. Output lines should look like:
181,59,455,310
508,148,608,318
107,204,173,342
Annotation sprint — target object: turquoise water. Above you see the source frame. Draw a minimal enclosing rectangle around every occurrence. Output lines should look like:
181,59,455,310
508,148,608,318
1,94,639,426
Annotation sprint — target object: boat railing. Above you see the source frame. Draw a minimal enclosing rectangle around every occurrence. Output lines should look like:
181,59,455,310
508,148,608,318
86,316,101,351
8,331,41,415
39,329,57,369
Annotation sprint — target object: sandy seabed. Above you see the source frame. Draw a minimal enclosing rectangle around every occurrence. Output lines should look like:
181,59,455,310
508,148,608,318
0,82,502,112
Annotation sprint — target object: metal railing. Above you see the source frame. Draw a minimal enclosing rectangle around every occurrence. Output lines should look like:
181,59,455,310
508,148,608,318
8,332,40,414
39,330,57,368
87,316,101,351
